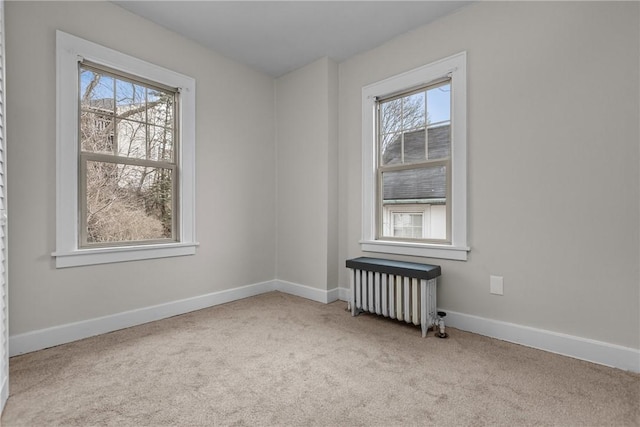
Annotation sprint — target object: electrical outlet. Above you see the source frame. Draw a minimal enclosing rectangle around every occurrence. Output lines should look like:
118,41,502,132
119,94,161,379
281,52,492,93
490,275,504,295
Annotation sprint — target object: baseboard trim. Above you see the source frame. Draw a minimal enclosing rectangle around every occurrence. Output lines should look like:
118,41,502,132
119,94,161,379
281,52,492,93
1,376,7,413
274,280,340,304
9,280,277,357
338,286,350,302
9,280,342,357
10,282,639,372
338,288,638,372
443,310,640,373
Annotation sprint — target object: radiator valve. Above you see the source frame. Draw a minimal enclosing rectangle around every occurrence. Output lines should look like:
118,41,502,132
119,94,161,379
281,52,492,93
436,311,448,338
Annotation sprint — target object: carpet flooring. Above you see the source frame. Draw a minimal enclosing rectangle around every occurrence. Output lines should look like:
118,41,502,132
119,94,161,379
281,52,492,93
2,291,639,426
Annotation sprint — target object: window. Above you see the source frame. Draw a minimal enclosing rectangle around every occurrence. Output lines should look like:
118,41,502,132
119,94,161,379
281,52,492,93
54,31,197,268
79,63,177,246
378,80,451,243
361,52,468,260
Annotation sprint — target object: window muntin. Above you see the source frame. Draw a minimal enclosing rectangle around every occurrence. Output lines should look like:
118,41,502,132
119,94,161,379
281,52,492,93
79,63,178,247
377,80,451,243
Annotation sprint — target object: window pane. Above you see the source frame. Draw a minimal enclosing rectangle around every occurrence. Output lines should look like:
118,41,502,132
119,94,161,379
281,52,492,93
116,119,148,159
149,125,174,162
427,125,450,160
380,98,402,135
147,90,174,128
80,111,115,154
380,132,402,165
402,92,425,130
85,160,173,244
382,165,447,202
403,129,426,164
427,83,450,125
114,122,173,162
80,68,114,112
116,80,146,122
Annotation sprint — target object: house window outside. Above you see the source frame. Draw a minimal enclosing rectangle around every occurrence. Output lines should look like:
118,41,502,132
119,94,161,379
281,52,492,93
383,204,447,241
361,52,468,260
79,63,178,247
392,211,423,238
55,31,197,268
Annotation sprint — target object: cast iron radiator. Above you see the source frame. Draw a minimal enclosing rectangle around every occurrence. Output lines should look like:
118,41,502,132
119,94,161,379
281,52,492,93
345,257,441,337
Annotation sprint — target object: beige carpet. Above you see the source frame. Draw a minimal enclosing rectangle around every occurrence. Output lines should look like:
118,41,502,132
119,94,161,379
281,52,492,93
2,291,639,426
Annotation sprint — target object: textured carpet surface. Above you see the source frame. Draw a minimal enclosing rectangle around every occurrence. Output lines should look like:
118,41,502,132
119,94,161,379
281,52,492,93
2,291,639,426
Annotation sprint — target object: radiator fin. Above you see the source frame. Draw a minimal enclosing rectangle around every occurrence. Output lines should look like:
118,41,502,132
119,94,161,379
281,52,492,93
349,268,438,337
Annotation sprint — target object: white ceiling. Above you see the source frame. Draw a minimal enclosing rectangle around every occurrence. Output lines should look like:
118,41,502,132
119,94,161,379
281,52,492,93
113,1,473,77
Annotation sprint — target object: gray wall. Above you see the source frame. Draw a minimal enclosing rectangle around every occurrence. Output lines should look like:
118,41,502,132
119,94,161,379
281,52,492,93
275,57,339,291
338,1,639,348
6,1,276,334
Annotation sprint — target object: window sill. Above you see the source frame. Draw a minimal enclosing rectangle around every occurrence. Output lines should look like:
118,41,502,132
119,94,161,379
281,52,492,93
360,239,469,261
52,242,199,268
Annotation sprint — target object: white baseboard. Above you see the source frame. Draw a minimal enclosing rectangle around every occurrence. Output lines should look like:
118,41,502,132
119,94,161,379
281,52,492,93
9,280,277,357
10,282,639,373
9,280,342,357
1,376,7,414
338,288,638,372
444,310,640,373
274,280,340,304
338,286,350,302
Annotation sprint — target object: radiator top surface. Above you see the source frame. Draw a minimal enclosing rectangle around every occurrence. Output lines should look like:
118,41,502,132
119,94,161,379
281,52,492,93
346,257,441,280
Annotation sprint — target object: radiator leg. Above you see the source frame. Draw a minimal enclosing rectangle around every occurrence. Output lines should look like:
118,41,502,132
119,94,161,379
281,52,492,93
435,311,449,338
420,279,428,337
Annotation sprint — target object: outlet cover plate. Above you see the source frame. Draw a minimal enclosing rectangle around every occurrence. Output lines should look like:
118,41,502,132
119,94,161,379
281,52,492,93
490,275,504,295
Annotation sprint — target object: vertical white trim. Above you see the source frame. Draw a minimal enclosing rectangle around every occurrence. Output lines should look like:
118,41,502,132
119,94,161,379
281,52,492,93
0,0,8,414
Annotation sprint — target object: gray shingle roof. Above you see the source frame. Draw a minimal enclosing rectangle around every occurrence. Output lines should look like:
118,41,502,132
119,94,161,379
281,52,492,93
382,125,449,201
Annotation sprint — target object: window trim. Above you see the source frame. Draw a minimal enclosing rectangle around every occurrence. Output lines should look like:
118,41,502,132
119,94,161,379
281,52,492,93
361,52,469,261
54,31,197,268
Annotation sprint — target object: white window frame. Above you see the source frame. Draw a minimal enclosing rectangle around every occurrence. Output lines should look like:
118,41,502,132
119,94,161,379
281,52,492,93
54,31,198,268
361,52,469,261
